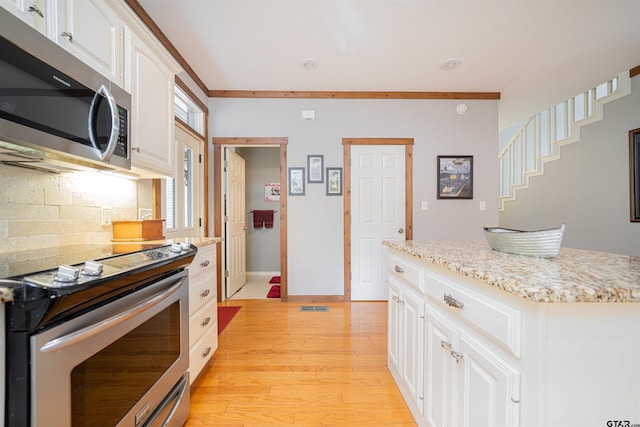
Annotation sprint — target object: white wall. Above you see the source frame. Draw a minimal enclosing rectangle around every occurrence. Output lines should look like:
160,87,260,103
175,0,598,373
500,76,640,256
210,98,499,296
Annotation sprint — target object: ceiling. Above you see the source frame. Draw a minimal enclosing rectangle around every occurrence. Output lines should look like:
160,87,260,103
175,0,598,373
137,0,640,129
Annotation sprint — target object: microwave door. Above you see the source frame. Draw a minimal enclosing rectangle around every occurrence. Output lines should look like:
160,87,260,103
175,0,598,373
88,85,119,162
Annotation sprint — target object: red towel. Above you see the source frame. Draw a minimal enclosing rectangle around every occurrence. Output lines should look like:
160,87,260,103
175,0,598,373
263,210,274,228
252,210,264,228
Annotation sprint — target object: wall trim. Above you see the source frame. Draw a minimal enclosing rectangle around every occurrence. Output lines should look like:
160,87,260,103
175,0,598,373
209,90,500,100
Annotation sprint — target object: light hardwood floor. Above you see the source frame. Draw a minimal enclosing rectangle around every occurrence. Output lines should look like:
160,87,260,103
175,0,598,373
186,299,416,426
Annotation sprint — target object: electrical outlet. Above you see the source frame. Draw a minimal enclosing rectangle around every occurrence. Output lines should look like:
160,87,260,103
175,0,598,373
479,201,486,211
101,207,112,225
421,201,429,211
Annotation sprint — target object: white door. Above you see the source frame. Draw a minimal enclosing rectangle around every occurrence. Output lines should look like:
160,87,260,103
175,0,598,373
224,149,247,298
351,145,405,300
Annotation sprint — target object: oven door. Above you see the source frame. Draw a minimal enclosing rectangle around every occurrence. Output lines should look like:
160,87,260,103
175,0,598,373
30,270,190,427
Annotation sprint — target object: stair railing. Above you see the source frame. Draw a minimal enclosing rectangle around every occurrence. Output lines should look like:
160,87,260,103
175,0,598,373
498,71,631,211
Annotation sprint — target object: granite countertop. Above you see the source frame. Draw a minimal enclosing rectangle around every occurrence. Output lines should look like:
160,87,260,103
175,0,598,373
384,240,640,303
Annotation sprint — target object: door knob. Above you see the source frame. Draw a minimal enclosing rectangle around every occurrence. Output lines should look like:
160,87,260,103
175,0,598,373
398,228,404,234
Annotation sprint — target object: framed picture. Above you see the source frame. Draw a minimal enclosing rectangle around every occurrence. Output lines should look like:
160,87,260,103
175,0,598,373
288,167,305,196
307,154,324,183
630,128,640,222
437,155,473,199
264,182,280,202
326,167,343,196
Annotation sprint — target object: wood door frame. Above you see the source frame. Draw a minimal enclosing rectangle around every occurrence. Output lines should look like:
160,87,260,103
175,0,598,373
213,137,288,301
342,138,414,301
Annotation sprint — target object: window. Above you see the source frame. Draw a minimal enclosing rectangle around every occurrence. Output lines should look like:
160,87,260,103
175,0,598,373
174,86,204,136
163,83,206,238
164,125,202,238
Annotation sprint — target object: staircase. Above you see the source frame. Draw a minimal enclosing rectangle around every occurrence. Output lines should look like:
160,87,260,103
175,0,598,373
498,71,631,211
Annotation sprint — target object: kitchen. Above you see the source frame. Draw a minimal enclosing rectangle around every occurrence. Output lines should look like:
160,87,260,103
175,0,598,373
2,0,640,426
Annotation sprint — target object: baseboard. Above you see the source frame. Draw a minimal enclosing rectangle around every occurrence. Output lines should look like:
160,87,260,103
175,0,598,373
286,295,347,303
246,271,280,279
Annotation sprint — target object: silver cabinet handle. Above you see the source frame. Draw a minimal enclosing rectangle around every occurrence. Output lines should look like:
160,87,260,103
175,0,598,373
61,31,73,42
440,340,452,351
398,228,404,234
201,346,211,359
200,259,210,268
200,289,211,298
201,317,211,328
132,146,141,153
394,265,405,273
444,293,464,309
451,351,464,364
28,5,44,17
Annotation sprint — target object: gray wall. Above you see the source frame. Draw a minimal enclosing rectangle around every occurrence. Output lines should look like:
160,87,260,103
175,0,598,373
500,76,640,256
236,147,281,273
210,98,499,296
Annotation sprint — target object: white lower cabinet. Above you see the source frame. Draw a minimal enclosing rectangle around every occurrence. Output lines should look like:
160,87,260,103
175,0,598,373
187,244,218,385
388,270,425,419
389,248,640,427
425,303,521,427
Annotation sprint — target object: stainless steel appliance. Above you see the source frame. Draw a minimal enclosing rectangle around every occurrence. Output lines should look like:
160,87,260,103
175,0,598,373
0,8,130,173
2,242,196,426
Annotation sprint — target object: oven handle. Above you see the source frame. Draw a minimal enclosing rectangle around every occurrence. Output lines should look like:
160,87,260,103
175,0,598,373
40,277,186,353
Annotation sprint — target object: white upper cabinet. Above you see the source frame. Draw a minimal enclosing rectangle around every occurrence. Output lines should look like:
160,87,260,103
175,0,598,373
0,0,47,34
52,0,123,85
124,26,178,177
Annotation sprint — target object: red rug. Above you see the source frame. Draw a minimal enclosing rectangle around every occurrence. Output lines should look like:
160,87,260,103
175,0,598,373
269,276,281,284
267,284,281,298
218,306,241,335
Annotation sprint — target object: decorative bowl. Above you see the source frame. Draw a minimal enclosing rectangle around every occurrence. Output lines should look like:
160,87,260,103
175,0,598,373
483,224,565,258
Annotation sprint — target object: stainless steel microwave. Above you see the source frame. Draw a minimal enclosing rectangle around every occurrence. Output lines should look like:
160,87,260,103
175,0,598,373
0,8,131,173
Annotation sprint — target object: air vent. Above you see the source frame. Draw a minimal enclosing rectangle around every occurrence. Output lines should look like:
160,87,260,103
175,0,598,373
300,305,328,312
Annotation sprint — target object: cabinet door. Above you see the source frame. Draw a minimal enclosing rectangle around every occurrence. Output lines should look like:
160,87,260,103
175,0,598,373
457,334,521,427
125,28,175,177
387,280,402,372
0,0,47,34
425,306,457,427
54,0,122,84
401,286,425,414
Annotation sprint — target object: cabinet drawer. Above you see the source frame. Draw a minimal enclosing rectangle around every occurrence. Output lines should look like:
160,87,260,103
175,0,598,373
189,325,218,385
189,299,217,345
426,272,522,357
189,246,216,282
388,253,425,294
189,276,216,315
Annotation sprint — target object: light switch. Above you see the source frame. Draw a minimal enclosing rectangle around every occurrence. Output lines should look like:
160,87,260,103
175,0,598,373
421,201,429,211
101,207,112,225
479,201,486,211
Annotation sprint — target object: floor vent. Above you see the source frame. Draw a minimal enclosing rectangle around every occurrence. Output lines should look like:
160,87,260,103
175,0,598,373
300,305,329,312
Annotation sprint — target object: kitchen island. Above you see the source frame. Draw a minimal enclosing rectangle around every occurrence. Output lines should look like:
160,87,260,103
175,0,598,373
384,240,640,427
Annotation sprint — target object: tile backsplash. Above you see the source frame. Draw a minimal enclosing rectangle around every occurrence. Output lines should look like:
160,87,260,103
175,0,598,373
0,164,139,253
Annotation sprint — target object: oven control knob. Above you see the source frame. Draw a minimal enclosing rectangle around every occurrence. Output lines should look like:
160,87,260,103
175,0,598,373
82,260,103,276
170,243,182,253
54,264,80,283
180,242,191,251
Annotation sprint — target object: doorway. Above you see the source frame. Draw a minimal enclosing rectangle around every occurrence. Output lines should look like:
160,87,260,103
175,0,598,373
213,137,289,302
342,138,414,301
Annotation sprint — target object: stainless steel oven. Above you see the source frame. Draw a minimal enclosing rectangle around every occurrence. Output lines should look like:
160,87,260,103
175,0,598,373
3,243,196,427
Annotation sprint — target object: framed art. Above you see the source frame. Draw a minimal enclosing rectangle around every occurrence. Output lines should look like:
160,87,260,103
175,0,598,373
326,167,343,196
437,155,473,199
307,154,324,183
288,167,305,196
264,183,280,202
630,128,640,222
